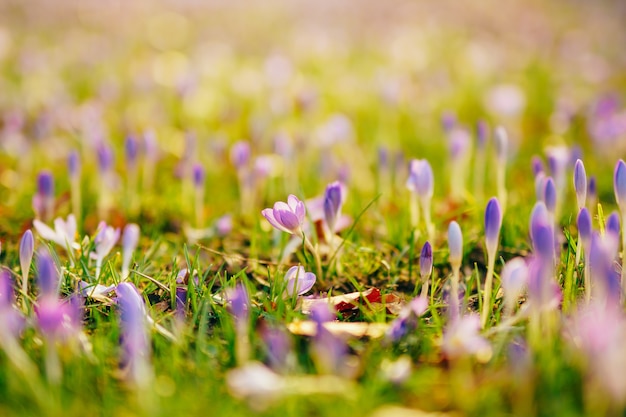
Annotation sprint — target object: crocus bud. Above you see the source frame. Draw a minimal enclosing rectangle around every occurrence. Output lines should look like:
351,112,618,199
447,221,463,270
37,171,54,198
530,202,553,259
614,160,626,212
476,120,489,149
116,282,152,387
230,141,251,169
68,151,80,179
531,156,544,177
125,135,139,167
96,141,114,174
192,163,206,189
419,242,433,280
588,176,597,208
441,111,456,132
577,208,592,246
227,283,250,323
323,181,343,234
573,159,587,210
494,126,508,163
606,211,620,240
37,250,59,298
534,173,546,201
543,177,557,215
484,198,502,256
122,224,140,280
20,230,34,279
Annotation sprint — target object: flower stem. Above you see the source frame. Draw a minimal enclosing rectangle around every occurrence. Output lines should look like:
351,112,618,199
481,251,496,328
304,236,323,285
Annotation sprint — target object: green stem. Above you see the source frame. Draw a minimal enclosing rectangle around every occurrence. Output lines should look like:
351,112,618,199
481,251,496,328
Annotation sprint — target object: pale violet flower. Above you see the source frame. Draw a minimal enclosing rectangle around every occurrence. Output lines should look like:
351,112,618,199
33,214,79,251
121,224,140,280
90,222,120,280
442,314,492,362
261,195,306,237
283,266,316,297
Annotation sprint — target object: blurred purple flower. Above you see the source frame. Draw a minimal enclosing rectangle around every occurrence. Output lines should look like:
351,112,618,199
573,159,587,210
96,141,114,174
476,120,489,148
442,314,491,362
501,258,528,314
614,160,626,211
192,163,206,189
90,222,120,280
262,195,306,237
406,159,434,199
577,208,592,247
124,135,139,167
323,181,343,234
116,282,152,387
531,155,544,177
543,177,557,215
230,141,251,169
227,283,250,323
19,230,34,291
122,224,140,280
0,271,25,338
386,296,428,342
447,221,463,269
214,214,233,237
33,170,55,220
68,150,80,179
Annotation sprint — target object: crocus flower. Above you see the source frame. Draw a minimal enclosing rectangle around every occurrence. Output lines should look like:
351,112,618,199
386,296,428,341
543,177,557,219
32,170,55,221
482,197,502,327
90,222,120,280
19,230,34,299
230,141,251,170
116,282,152,387
573,159,587,210
124,135,139,168
215,214,233,237
442,314,492,362
192,163,206,227
283,266,316,297
614,160,626,288
588,232,621,306
501,258,528,315
0,270,25,338
121,224,140,280
419,242,433,297
448,221,463,320
606,212,621,241
33,214,79,251
588,176,597,211
175,269,188,322
531,155,544,177
309,303,350,376
577,207,593,300
262,195,306,237
227,283,251,365
406,159,434,238
323,181,343,235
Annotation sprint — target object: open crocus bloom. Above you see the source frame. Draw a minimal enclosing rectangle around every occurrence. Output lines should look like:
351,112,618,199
262,194,306,236
33,214,80,250
283,266,316,297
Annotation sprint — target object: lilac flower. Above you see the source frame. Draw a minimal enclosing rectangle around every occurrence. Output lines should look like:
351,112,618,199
19,230,34,297
606,212,621,240
116,282,152,387
121,224,140,280
442,314,492,362
501,258,528,315
227,283,250,324
33,214,79,251
262,195,306,237
386,296,428,341
283,266,316,297
90,222,120,280
577,208,592,246
96,141,114,174
175,269,188,322
573,159,587,210
261,325,292,372
420,242,433,282
323,181,343,235
214,214,233,237
530,202,554,260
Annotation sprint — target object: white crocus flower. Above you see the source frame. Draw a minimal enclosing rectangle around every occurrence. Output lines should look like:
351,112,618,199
33,214,80,251
90,222,120,280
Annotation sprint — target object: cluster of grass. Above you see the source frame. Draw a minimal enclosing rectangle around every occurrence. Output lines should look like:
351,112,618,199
0,1,626,416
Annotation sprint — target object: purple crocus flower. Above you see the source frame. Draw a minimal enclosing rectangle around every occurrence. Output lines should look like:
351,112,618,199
283,266,316,297
192,164,205,189
386,296,428,342
442,314,491,362
606,212,621,241
261,195,306,237
543,177,557,216
574,159,587,209
531,155,544,177
116,282,152,387
484,198,502,256
96,141,114,174
530,202,552,256
175,269,188,321
323,181,343,235
121,224,140,280
448,221,463,270
578,208,592,247
309,303,349,376
420,242,433,280
68,150,80,179
588,233,621,305
501,258,528,314
0,271,25,338
230,141,251,170
90,222,120,280
33,170,55,221
20,230,34,296
406,159,434,200
588,176,597,210
615,160,626,211
440,111,457,133
125,135,139,168
214,214,233,237
227,283,250,324
476,120,489,149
